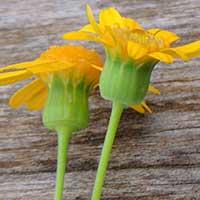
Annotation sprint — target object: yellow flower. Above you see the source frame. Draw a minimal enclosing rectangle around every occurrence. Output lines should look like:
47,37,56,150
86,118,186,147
63,5,200,63
0,44,105,200
62,5,200,107
0,45,102,110
62,6,200,200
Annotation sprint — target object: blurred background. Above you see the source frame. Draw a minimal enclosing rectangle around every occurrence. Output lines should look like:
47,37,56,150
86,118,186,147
0,0,200,199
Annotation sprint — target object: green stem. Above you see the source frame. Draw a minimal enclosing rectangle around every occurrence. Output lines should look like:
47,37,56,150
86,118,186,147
55,127,72,200
91,101,124,200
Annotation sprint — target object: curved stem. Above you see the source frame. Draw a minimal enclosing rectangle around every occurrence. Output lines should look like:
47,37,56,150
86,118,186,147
91,101,124,200
55,127,72,200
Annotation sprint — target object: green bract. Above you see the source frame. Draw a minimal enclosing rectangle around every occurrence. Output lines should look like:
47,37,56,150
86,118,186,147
43,75,90,132
100,51,157,105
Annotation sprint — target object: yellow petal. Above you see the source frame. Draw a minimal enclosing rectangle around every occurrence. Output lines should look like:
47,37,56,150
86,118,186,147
86,4,102,35
27,62,73,74
99,7,124,27
25,88,48,110
174,41,200,59
148,28,180,44
9,78,46,108
103,26,121,47
128,41,148,60
141,101,152,113
148,52,174,63
79,24,95,33
62,31,112,46
0,59,54,72
62,31,97,40
130,104,145,113
0,60,73,75
123,17,143,30
148,85,160,94
0,70,32,85
162,48,189,61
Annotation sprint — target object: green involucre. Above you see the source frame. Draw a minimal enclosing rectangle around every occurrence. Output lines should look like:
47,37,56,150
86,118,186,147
100,51,157,105
42,74,90,132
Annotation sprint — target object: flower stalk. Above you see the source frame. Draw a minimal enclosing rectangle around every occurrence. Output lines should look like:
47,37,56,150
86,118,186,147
55,127,72,200
91,101,124,200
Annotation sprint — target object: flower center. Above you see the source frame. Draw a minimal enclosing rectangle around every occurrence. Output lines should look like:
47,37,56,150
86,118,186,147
130,30,165,51
113,27,166,52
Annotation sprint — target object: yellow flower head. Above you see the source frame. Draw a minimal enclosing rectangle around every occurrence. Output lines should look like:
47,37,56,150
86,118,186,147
62,5,200,107
0,45,102,110
63,5,200,63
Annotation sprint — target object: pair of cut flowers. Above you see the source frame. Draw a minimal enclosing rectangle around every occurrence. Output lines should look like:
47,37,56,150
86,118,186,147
1,4,199,200
0,43,157,200
62,5,200,200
